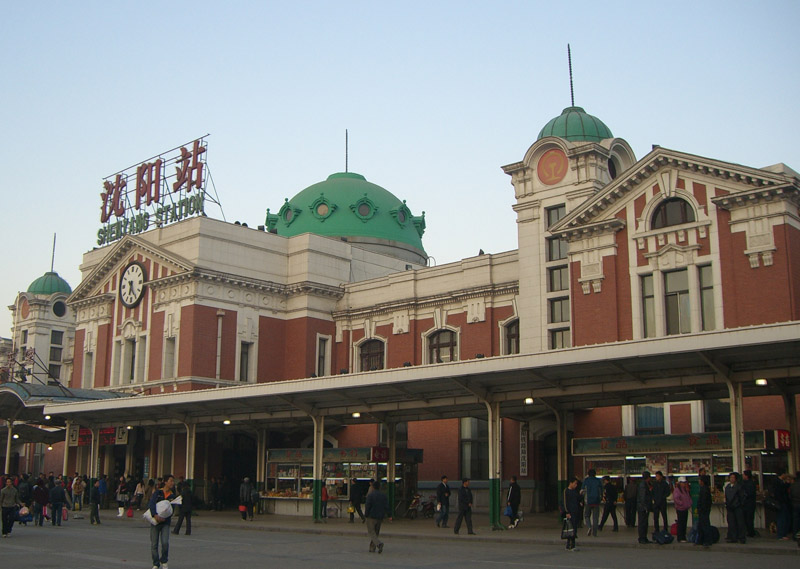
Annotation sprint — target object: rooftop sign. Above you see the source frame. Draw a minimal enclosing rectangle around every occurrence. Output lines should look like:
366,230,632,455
97,137,211,246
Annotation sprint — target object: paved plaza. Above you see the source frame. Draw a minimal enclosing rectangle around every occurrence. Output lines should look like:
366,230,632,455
0,509,797,568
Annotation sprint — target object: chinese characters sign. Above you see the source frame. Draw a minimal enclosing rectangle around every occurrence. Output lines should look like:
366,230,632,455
97,138,208,246
572,430,777,456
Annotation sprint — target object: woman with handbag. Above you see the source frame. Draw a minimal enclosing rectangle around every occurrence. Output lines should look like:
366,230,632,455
560,477,580,551
116,476,129,518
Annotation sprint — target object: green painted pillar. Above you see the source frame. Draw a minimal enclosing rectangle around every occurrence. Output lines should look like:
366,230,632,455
489,477,501,529
486,401,504,530
311,415,324,522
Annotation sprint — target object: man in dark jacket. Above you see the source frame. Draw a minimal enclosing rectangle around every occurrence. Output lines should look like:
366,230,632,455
623,476,638,527
239,477,254,521
89,480,101,525
582,469,602,536
598,476,619,531
506,475,521,529
32,478,49,526
364,481,389,553
172,482,193,535
48,480,68,526
651,471,670,533
741,470,757,537
453,478,475,535
435,475,450,528
636,471,653,544
695,474,713,547
349,478,365,523
725,472,746,543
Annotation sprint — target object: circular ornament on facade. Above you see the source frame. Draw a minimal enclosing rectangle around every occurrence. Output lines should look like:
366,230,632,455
20,298,29,319
227,289,236,299
245,293,253,303
183,285,190,295
159,291,167,301
207,286,215,295
89,308,96,318
537,148,569,185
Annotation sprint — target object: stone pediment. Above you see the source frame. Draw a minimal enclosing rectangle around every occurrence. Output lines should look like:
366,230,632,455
550,146,797,236
68,235,194,305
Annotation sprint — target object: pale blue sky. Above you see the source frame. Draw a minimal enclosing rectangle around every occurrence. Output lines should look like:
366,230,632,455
2,1,799,335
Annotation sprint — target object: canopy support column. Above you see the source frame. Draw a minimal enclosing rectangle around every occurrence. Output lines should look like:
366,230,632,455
725,379,745,473
542,399,569,502
4,419,13,474
62,420,71,475
486,400,503,530
90,428,100,479
311,415,325,523
782,393,799,474
184,422,196,488
385,422,397,515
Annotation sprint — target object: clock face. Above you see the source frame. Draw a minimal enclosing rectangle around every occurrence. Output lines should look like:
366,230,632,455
119,261,147,308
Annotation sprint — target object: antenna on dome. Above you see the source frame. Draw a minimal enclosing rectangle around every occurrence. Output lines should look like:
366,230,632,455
345,129,349,173
51,233,56,272
568,44,575,107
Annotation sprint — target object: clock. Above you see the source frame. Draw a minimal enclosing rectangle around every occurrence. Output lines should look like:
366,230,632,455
119,261,147,308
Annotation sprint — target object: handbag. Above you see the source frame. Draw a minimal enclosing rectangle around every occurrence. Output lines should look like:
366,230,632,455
347,505,355,514
127,507,134,518
436,503,441,512
238,504,247,512
763,496,780,511
561,518,575,539
503,505,513,517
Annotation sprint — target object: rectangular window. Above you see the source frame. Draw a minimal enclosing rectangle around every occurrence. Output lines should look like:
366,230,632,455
124,339,136,383
163,337,176,379
641,274,655,338
704,399,731,431
546,204,566,228
49,346,63,362
317,337,328,377
547,237,568,261
664,269,690,335
550,328,571,350
505,320,520,355
549,297,570,323
48,364,61,381
548,266,569,292
50,330,63,345
21,330,28,344
635,404,665,435
699,265,715,331
239,341,252,382
460,417,488,480
83,352,94,389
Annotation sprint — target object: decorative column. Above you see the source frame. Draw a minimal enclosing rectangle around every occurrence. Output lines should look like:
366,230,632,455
311,415,324,522
486,401,503,530
725,380,745,472
90,428,100,479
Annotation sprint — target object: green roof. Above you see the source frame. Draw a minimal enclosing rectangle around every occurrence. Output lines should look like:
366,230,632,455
537,106,613,142
266,172,426,258
27,271,72,295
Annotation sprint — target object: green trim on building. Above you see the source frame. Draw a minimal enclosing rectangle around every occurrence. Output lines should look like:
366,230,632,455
27,271,72,295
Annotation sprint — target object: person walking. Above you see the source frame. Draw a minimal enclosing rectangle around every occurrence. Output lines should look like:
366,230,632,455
598,476,619,532
725,472,746,544
506,475,521,529
560,477,581,551
89,479,102,525
453,478,475,535
672,477,692,542
172,481,193,536
71,475,85,515
149,474,175,569
695,474,713,548
348,478,365,523
33,477,49,526
239,477,255,521
133,479,145,510
636,471,654,544
582,469,602,537
651,471,670,533
1,477,22,538
623,476,638,527
320,481,329,520
98,475,108,509
772,473,793,540
741,470,757,538
435,475,451,528
365,480,389,553
48,479,69,526
116,475,129,517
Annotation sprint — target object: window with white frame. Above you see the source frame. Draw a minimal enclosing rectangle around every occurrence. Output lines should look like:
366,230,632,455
359,339,385,371
316,335,331,377
428,329,458,363
504,319,520,355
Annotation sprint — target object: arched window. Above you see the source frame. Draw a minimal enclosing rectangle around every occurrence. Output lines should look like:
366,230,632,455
359,339,385,371
428,330,457,363
651,198,695,229
505,320,520,355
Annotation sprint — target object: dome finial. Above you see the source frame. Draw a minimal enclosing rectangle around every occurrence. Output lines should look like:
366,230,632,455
345,129,349,173
51,233,57,272
568,44,575,107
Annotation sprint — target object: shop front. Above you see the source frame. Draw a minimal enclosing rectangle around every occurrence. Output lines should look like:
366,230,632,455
572,430,791,528
261,446,423,517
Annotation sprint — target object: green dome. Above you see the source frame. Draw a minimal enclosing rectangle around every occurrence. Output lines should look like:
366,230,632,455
27,271,72,295
537,106,613,142
266,172,427,264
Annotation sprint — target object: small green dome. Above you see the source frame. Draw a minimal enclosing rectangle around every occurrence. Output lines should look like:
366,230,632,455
537,106,613,142
266,172,427,264
27,271,72,295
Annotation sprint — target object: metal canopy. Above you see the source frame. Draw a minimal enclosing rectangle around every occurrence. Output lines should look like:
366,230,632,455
0,423,65,445
42,322,800,433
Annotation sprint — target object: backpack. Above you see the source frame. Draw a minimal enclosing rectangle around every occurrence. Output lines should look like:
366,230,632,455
710,525,720,544
652,529,674,545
